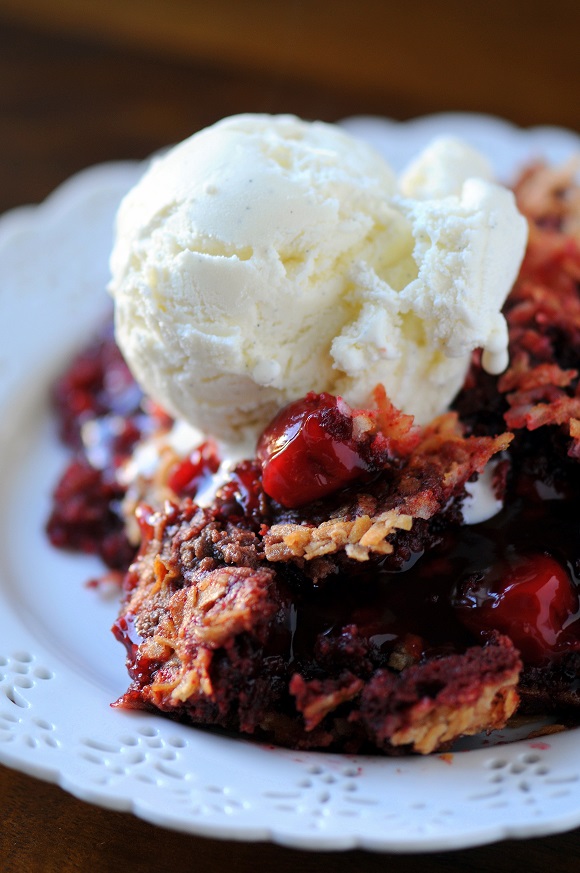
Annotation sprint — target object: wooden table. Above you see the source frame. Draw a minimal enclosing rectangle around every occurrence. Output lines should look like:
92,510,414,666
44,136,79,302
1,10,580,871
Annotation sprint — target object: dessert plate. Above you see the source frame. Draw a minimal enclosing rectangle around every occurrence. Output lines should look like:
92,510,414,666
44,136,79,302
1,114,580,853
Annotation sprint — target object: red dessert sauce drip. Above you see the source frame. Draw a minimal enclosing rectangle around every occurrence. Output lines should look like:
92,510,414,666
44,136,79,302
167,440,221,497
112,612,158,685
257,392,371,507
216,460,266,526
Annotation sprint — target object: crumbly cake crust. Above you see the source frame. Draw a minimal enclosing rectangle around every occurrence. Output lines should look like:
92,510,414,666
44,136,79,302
113,499,521,754
263,412,510,564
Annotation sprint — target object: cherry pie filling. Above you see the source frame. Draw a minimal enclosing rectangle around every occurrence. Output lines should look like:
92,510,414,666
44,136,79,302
45,160,580,750
46,333,580,666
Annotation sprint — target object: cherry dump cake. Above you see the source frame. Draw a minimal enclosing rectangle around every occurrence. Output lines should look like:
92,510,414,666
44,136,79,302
48,153,580,753
46,153,580,755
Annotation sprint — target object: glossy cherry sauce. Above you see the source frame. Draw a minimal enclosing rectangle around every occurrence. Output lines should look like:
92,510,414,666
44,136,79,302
256,392,580,669
280,483,580,670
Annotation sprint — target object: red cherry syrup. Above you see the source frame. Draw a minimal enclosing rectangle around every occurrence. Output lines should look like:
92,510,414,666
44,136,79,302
167,440,220,497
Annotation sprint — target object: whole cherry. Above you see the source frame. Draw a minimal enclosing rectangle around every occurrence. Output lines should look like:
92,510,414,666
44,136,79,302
256,392,371,508
453,553,580,665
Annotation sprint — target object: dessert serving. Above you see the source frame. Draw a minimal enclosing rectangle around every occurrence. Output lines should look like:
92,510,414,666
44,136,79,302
46,115,580,756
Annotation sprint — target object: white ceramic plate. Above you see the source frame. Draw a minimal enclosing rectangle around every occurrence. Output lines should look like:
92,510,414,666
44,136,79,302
1,114,580,854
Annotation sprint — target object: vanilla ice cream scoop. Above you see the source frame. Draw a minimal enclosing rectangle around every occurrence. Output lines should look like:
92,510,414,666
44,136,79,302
109,114,527,441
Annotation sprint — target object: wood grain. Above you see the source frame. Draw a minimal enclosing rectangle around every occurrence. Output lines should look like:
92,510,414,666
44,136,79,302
1,0,580,130
0,19,424,214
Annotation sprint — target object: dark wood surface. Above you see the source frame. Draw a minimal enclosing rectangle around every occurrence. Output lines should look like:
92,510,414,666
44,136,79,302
1,11,580,871
1,0,580,132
